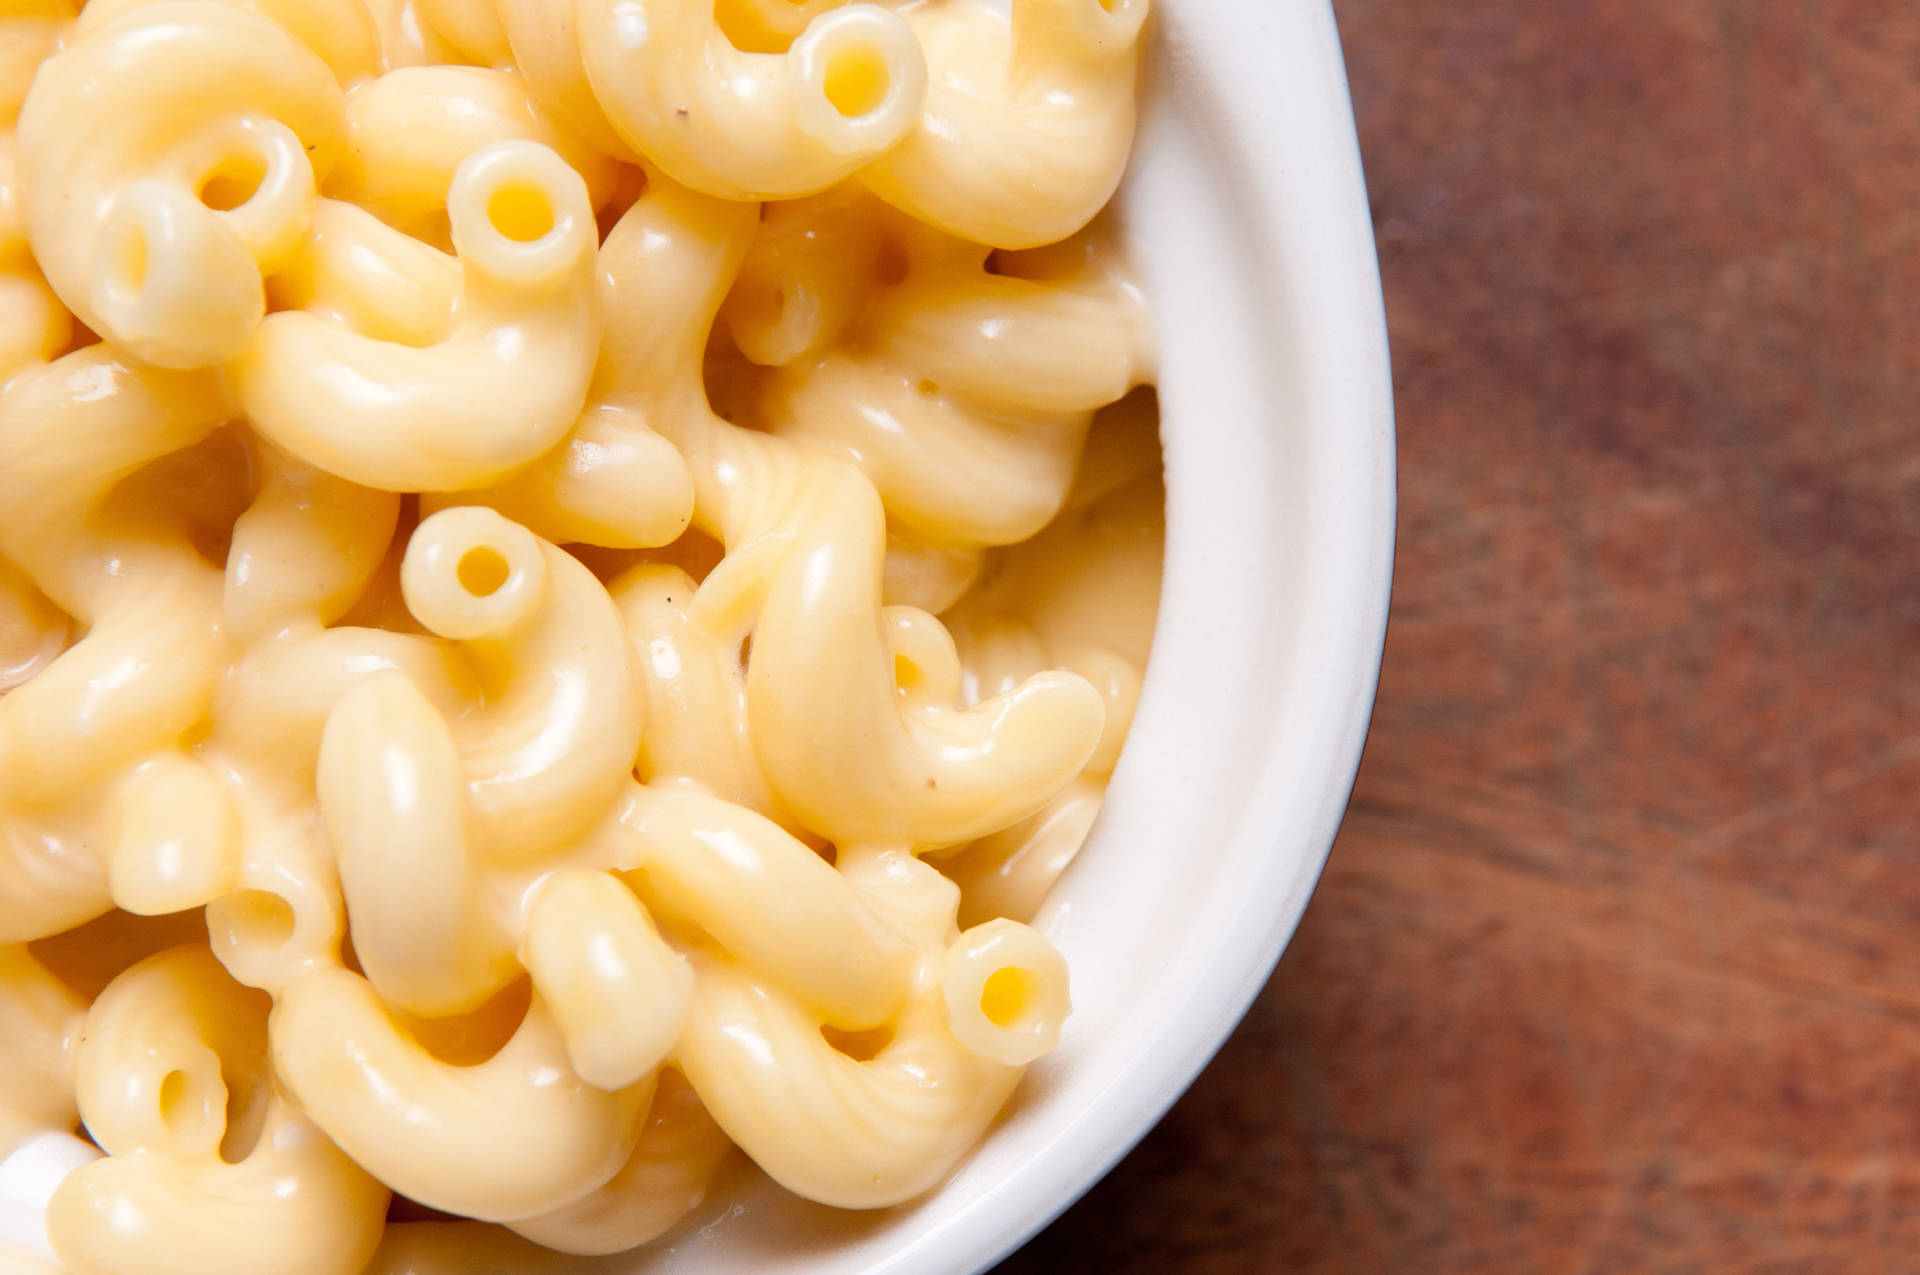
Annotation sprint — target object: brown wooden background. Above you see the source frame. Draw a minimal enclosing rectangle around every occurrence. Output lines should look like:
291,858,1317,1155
998,1,1920,1270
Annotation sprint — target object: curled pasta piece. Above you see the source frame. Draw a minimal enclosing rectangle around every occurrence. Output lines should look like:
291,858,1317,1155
519,869,690,1092
206,484,444,1000
0,575,225,812
507,1070,731,1255
47,947,389,1275
678,956,1019,1209
105,753,241,918
400,506,643,856
432,168,703,551
328,66,622,245
611,565,776,817
940,774,1102,928
73,0,381,86
860,0,1149,248
593,783,914,1028
436,393,699,549
718,184,870,366
214,626,470,782
598,177,1106,850
203,793,349,996
573,0,928,200
270,966,650,1221
671,847,1057,1207
0,946,83,1158
223,446,402,648
937,917,1070,1066
17,0,346,366
0,351,236,944
318,671,518,1016
932,635,1132,925
935,437,1160,921
266,196,459,344
0,349,230,805
234,140,600,492
429,161,709,553
738,195,1151,554
744,459,1105,847
493,0,634,160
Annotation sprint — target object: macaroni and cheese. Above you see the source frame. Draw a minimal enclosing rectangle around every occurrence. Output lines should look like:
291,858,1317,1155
0,0,1159,1269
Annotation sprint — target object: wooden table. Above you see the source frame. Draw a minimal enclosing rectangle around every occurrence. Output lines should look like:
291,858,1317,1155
999,1,1920,1269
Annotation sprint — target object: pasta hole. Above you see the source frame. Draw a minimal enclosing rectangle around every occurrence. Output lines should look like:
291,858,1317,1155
157,1070,194,1132
456,545,511,597
915,379,939,398
486,180,556,243
1099,0,1122,10
981,966,1036,1029
228,890,295,950
821,1022,894,1062
872,236,908,286
199,154,267,212
822,42,890,118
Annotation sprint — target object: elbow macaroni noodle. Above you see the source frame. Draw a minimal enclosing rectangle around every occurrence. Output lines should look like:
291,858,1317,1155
0,0,1160,1269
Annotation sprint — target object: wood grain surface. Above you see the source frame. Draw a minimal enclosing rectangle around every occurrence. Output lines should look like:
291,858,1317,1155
997,1,1920,1270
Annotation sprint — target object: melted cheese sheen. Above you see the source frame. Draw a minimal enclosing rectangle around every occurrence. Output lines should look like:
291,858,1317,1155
0,0,1158,1269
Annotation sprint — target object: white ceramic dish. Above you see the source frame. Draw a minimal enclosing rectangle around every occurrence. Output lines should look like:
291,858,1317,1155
0,1,1393,1269
605,2,1396,1271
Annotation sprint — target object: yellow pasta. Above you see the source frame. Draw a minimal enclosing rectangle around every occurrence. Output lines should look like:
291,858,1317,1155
18,1,347,366
861,0,1150,248
328,65,622,246
725,188,1150,607
492,0,635,161
570,0,928,201
0,0,1163,1267
362,0,462,69
412,0,506,64
46,947,389,1275
234,141,601,491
